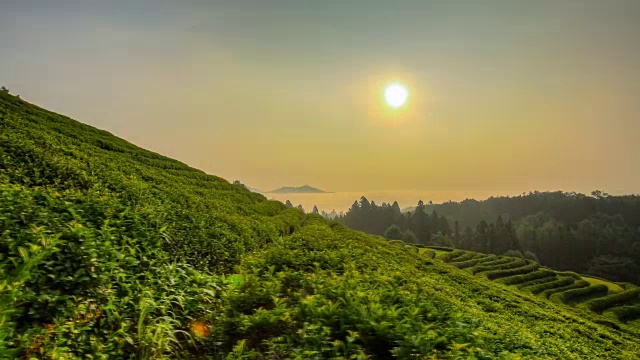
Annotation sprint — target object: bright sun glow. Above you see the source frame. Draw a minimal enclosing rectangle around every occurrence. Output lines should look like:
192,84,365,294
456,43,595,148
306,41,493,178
384,83,409,108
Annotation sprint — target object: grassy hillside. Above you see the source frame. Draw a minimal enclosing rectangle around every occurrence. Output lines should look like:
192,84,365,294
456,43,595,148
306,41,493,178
1,91,640,358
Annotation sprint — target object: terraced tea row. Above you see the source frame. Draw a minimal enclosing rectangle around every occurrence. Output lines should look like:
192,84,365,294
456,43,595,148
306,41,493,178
412,245,640,325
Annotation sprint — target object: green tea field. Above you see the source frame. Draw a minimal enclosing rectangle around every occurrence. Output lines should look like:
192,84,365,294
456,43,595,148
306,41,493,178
2,91,640,358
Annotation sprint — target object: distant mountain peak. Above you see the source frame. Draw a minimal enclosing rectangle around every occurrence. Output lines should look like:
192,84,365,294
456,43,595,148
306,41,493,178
269,185,328,194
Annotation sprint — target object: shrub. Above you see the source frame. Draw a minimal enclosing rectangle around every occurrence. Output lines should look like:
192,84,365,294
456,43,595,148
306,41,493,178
499,269,555,286
402,230,418,244
451,258,484,269
424,246,454,252
484,262,539,280
538,280,589,299
469,258,527,275
384,225,403,240
405,245,419,253
422,250,436,259
476,255,499,264
438,250,466,263
584,288,640,313
549,285,609,305
451,255,500,269
617,282,636,290
607,304,640,323
388,240,405,247
449,252,486,263
521,277,574,294
555,271,582,280
515,275,558,289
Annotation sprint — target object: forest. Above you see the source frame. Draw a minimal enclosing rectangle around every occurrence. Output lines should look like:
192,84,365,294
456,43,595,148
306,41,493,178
335,193,640,284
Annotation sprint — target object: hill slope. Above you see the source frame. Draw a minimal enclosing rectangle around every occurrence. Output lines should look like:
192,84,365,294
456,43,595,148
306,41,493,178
1,91,640,358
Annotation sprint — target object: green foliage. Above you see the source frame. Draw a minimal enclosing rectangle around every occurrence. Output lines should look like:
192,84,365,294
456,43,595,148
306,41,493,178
2,92,640,358
404,244,419,253
538,280,590,299
425,246,455,252
383,224,402,240
437,250,466,263
450,257,486,269
484,261,539,280
401,229,417,244
450,255,498,269
515,274,559,289
549,285,609,305
498,269,555,286
606,305,640,323
468,258,527,275
588,256,640,284
429,232,454,247
0,235,55,357
521,277,574,294
555,271,583,280
344,191,640,286
448,252,486,264
584,288,640,313
421,249,436,259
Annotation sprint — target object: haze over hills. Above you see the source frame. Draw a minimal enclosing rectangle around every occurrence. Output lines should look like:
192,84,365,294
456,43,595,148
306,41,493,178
2,88,640,358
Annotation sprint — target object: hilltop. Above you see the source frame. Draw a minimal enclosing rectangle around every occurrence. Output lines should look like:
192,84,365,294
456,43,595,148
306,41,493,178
268,185,328,193
1,91,640,358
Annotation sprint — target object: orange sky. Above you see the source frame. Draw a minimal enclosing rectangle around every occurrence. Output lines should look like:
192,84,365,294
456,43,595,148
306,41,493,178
1,1,639,195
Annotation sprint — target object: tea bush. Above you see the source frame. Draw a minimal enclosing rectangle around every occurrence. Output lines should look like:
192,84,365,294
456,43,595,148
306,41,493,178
524,277,576,295
422,249,436,259
606,305,640,323
447,252,485,264
424,246,454,252
451,256,492,269
499,269,555,286
437,249,466,262
469,258,527,275
516,275,562,290
584,288,640,313
538,280,590,299
484,261,539,280
550,285,609,305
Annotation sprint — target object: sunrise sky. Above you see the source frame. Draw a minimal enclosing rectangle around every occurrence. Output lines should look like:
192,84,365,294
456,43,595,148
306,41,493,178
1,1,639,195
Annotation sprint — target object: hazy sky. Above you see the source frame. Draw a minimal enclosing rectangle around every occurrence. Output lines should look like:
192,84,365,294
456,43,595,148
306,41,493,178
2,0,639,194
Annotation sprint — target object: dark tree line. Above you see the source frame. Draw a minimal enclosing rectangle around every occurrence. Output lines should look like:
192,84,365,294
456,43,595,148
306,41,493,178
338,192,640,284
337,197,454,246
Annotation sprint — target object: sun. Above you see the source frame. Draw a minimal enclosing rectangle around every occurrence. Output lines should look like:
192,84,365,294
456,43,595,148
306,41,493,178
384,83,409,108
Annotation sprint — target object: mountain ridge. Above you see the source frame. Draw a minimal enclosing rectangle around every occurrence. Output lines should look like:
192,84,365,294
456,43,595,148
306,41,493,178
268,184,329,193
